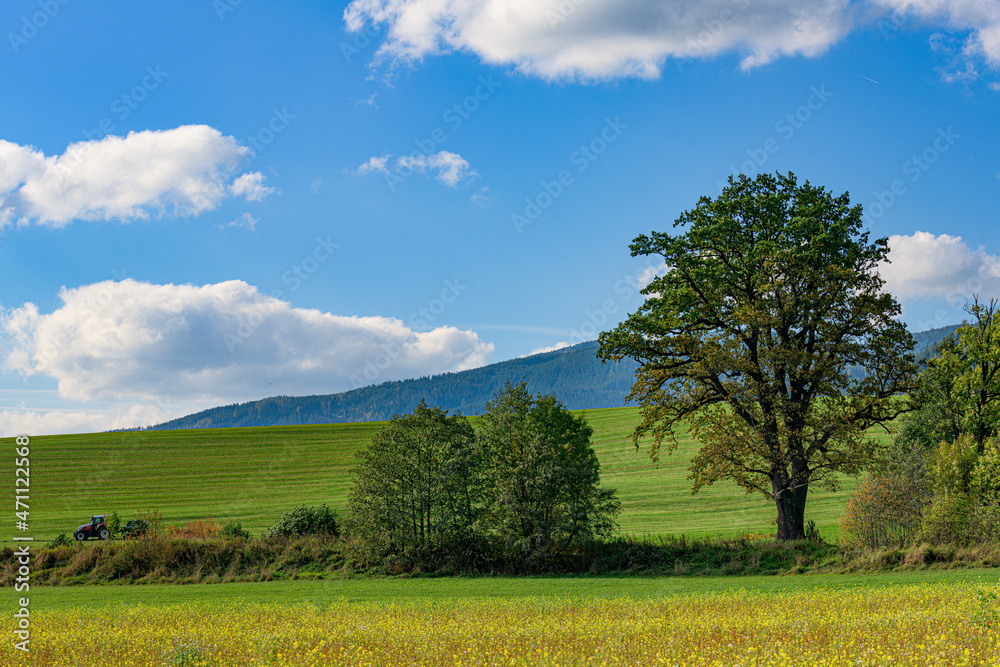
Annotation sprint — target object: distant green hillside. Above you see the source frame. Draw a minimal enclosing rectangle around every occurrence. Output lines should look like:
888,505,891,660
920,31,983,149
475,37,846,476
912,323,961,359
151,341,639,430
4,407,875,547
151,324,961,431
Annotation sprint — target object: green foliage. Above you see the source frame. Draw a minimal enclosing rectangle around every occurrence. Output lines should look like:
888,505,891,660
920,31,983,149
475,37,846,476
46,533,72,549
931,433,979,496
348,401,479,563
932,299,1000,450
477,382,621,566
840,473,927,549
876,302,1000,548
916,435,1000,544
221,521,251,540
121,519,150,539
137,508,164,538
921,492,975,545
598,171,918,540
267,504,339,539
106,511,122,536
804,520,821,544
883,345,962,480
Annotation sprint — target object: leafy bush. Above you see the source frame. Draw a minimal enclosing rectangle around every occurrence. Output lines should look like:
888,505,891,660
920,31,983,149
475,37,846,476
267,504,339,539
120,519,150,539
840,473,926,549
221,521,251,540
106,512,122,536
47,533,73,549
136,508,164,538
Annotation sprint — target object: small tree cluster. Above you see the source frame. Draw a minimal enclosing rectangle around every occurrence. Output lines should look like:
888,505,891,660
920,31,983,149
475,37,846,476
220,521,252,540
348,383,620,570
843,299,1000,548
477,385,620,567
918,434,1000,544
348,401,478,560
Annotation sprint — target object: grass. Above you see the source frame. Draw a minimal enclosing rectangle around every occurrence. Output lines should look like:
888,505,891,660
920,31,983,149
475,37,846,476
3,567,998,612
1,406,887,547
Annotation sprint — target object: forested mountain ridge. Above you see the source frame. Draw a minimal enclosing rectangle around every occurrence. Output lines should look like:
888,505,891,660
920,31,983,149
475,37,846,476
149,324,961,431
150,341,638,430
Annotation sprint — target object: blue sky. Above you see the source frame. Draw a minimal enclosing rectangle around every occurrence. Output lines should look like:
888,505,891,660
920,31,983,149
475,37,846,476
1,0,998,435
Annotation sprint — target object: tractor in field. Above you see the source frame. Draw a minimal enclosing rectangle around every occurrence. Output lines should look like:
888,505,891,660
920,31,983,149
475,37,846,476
74,515,111,541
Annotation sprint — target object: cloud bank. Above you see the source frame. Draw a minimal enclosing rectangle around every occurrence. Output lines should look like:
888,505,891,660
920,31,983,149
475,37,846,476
1,280,493,410
0,404,171,439
0,125,272,227
344,0,1000,80
881,230,1000,300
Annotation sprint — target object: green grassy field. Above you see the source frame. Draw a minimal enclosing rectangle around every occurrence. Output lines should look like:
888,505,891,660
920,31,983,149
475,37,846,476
3,568,997,612
1,406,886,547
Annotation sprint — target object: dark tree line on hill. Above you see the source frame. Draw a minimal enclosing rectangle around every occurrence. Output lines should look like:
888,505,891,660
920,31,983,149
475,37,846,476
145,341,639,430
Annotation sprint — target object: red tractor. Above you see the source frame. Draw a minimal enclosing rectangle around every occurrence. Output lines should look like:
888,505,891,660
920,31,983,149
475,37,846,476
74,514,111,541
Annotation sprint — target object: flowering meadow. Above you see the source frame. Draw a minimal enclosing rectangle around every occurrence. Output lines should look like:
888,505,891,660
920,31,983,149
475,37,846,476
6,581,1000,666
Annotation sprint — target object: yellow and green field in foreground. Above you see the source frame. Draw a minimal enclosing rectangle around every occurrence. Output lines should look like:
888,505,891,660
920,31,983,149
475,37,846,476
5,571,1000,666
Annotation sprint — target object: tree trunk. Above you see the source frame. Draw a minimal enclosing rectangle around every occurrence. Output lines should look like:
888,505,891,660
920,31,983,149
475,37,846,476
774,479,808,541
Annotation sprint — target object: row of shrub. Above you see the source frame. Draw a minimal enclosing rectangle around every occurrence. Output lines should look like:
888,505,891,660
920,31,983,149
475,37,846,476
12,529,1000,585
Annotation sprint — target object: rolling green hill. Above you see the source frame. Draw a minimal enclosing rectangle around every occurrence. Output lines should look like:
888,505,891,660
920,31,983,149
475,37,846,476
5,406,885,547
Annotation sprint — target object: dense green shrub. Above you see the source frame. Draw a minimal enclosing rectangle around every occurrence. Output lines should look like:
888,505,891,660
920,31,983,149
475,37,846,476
840,473,926,549
917,435,1000,545
267,504,339,538
348,400,480,564
221,521,252,540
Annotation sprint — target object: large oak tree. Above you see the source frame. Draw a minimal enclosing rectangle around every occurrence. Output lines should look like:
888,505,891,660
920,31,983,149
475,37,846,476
598,172,918,540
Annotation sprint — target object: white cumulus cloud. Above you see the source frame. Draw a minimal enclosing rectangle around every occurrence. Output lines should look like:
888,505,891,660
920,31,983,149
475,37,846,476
229,172,275,201
343,0,1000,80
343,0,855,79
356,150,476,187
0,279,494,407
0,125,272,227
880,230,1000,300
